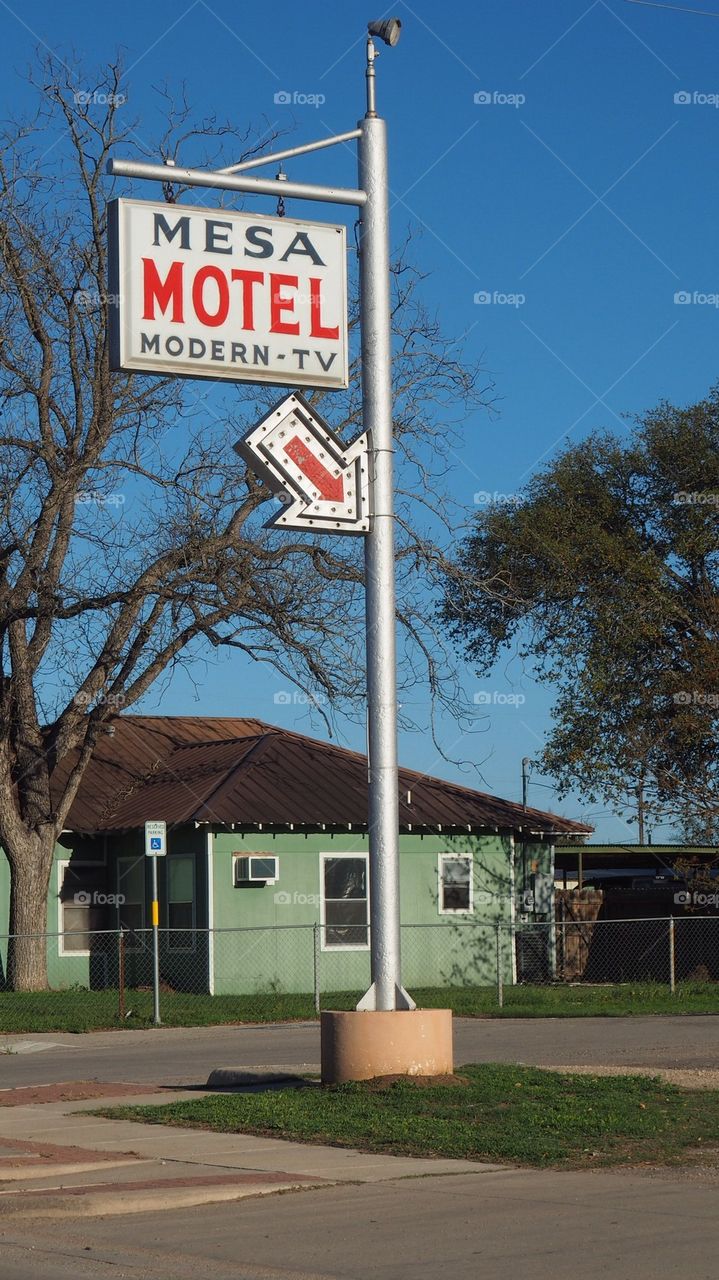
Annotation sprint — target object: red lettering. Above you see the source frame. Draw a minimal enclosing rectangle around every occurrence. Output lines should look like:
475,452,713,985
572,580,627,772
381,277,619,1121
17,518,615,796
309,278,339,340
270,273,299,335
231,269,264,331
192,266,230,327
142,259,184,322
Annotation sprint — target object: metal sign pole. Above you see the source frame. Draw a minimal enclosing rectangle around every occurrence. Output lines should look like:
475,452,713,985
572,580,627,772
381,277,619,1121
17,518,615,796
107,18,414,1017
356,39,413,1014
145,821,166,1026
151,854,161,1026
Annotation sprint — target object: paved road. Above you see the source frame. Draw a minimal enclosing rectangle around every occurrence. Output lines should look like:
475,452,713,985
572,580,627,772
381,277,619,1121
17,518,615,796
1,1166,718,1279
1,1015,718,1089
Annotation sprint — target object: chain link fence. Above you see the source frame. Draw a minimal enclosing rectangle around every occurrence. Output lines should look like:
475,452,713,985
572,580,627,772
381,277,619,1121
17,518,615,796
516,913,719,987
1,915,719,1030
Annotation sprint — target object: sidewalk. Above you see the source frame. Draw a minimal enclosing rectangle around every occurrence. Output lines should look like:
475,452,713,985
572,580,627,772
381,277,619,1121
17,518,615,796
0,1080,499,1219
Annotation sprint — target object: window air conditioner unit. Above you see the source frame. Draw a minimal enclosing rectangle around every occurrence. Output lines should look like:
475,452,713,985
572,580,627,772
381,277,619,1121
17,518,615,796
234,855,279,885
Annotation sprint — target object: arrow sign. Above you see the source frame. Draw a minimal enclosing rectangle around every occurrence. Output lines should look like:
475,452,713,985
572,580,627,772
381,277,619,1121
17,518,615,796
283,436,345,502
235,392,371,534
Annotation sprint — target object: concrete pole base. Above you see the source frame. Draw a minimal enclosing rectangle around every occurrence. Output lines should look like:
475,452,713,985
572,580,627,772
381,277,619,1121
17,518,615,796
320,1009,453,1084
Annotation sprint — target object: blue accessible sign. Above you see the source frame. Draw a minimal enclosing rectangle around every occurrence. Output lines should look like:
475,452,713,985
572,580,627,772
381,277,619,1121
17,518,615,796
144,820,167,857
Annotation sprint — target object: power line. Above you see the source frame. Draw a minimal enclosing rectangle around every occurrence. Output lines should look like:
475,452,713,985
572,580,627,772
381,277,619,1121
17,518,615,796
625,0,719,16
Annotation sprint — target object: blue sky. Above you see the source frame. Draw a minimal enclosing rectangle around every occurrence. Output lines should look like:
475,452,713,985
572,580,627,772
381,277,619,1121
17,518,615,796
4,0,719,838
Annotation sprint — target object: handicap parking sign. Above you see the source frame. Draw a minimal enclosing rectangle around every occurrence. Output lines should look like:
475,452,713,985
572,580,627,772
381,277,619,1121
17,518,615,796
144,820,167,856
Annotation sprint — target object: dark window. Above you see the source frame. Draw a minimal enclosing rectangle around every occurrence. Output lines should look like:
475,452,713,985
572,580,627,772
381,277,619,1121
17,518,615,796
168,856,195,949
440,856,472,913
117,857,145,947
58,863,107,953
323,856,369,948
249,857,277,880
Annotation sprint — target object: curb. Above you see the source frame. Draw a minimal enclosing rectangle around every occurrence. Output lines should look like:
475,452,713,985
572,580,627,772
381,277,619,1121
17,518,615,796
205,1069,310,1089
0,1175,328,1219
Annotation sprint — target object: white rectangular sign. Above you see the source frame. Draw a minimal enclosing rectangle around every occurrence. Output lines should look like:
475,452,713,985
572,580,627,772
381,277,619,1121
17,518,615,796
108,198,348,390
144,820,167,857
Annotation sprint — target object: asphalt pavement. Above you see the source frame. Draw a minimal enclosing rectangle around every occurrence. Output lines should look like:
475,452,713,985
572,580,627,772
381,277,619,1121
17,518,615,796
0,1015,717,1277
2,1014,719,1089
1,1166,717,1279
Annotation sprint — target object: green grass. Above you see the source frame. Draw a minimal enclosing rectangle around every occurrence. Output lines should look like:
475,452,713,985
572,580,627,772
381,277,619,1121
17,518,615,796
0,989,317,1033
98,1063,719,1169
1,981,719,1034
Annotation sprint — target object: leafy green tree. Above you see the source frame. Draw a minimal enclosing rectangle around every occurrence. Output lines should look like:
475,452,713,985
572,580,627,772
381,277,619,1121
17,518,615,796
444,387,719,840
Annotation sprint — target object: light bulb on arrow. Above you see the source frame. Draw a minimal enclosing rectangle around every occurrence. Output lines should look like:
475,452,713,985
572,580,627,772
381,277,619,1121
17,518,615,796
235,392,371,535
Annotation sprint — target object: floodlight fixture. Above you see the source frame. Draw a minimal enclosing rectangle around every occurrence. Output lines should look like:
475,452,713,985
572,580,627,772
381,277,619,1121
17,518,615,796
367,18,402,46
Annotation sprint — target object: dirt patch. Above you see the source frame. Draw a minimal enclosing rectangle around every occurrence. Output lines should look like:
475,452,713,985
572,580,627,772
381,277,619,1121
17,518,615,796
611,1148,719,1184
0,1134,142,1167
358,1073,470,1091
0,1081,159,1107
541,1064,719,1090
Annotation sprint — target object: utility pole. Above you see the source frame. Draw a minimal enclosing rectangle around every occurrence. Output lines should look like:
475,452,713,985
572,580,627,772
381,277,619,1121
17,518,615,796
637,778,646,846
522,756,531,809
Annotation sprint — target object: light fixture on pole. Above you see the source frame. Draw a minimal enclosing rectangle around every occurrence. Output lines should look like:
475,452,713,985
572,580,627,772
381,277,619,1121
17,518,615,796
367,17,402,45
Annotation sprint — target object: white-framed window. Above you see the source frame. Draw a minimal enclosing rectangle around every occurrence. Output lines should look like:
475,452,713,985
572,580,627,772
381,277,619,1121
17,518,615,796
57,861,107,956
438,854,473,915
117,856,145,948
167,854,196,950
320,852,370,950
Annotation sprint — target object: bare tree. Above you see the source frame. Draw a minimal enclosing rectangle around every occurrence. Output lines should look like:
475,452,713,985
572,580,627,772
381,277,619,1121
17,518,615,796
0,59,491,989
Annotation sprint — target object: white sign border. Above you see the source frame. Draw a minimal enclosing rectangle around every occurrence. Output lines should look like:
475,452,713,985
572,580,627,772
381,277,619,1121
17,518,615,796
144,819,167,858
107,197,349,391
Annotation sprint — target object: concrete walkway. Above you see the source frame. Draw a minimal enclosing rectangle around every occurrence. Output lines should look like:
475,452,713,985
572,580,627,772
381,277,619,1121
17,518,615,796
0,1085,497,1219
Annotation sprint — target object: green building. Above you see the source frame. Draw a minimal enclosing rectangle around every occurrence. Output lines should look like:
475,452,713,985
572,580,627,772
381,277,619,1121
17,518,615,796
0,717,589,994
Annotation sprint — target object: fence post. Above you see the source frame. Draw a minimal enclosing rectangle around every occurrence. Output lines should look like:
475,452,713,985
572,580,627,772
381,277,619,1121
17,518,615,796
118,929,125,1021
313,922,321,1014
496,921,504,1009
669,915,676,994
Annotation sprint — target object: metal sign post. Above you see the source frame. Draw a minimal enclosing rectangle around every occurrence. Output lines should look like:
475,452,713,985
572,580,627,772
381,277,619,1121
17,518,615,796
144,820,166,1026
108,18,411,1015
354,69,412,1011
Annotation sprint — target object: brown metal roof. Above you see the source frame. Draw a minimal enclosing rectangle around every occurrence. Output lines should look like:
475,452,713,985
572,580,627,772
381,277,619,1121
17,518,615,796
59,715,592,837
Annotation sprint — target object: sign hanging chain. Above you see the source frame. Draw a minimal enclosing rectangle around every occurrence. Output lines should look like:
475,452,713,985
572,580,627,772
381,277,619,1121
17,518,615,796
276,166,287,217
